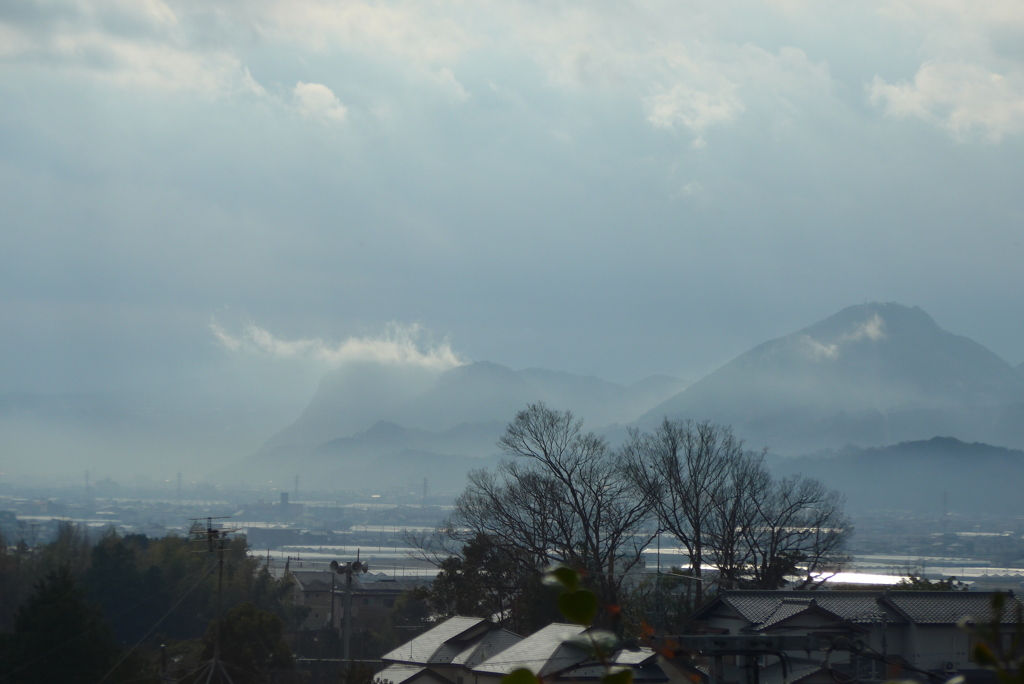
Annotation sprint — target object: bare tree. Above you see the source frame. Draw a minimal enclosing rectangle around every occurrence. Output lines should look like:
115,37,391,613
447,403,655,619
704,450,772,588
621,419,747,602
743,475,850,589
623,419,850,595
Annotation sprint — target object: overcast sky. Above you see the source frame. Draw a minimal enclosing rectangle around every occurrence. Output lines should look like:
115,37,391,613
3,0,1023,404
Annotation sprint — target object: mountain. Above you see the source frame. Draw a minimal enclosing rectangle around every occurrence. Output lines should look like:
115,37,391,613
244,420,505,493
770,437,1024,515
388,362,541,431
261,361,442,450
640,303,1024,453
237,362,689,492
262,361,688,451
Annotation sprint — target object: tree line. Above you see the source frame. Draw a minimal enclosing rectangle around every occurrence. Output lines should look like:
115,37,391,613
0,523,305,683
416,403,850,632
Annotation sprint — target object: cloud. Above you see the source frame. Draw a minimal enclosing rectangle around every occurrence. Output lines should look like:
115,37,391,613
293,81,348,121
211,321,465,370
258,0,472,63
801,313,887,362
848,313,886,342
430,67,470,102
802,336,840,361
870,62,1024,141
0,0,266,96
644,83,744,147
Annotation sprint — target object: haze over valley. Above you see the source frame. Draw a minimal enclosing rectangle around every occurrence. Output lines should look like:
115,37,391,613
5,301,1022,516
3,0,1024,515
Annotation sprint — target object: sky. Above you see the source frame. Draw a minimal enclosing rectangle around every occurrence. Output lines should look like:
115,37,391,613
2,0,1024,415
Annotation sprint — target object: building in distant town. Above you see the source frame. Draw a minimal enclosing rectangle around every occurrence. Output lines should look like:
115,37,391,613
290,571,429,631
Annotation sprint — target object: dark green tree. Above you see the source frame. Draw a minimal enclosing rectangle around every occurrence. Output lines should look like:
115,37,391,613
0,565,127,684
195,602,294,684
430,533,522,620
82,530,168,646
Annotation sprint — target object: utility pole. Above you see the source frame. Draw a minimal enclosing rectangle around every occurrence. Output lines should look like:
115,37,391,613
331,552,368,665
190,516,235,684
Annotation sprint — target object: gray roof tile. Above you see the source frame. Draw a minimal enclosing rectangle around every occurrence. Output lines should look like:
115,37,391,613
699,590,1023,630
883,591,1022,625
474,623,588,676
450,629,523,667
717,591,896,626
383,617,488,664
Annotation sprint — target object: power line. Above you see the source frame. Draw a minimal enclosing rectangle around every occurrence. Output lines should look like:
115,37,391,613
0,562,216,683
96,564,217,684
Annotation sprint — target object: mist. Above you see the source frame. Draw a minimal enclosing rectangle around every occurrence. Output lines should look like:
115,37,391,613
2,0,1024,482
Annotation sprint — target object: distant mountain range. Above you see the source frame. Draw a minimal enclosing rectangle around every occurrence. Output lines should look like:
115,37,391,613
234,298,1024,491
769,437,1024,515
235,301,1024,494
640,303,1024,454
242,364,689,492
10,300,1020,499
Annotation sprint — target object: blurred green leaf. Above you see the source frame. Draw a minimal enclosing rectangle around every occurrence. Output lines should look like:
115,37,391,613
558,589,597,626
544,566,580,592
974,643,997,667
501,668,539,684
602,667,634,684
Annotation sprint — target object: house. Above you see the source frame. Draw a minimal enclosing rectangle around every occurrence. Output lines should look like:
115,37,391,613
378,617,670,684
290,571,336,630
472,622,669,684
290,571,429,631
685,590,1023,683
379,616,522,684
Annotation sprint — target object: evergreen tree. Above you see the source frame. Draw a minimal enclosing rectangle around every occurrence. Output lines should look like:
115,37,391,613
1,565,123,684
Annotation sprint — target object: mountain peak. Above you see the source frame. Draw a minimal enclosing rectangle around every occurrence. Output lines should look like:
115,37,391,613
641,302,1024,453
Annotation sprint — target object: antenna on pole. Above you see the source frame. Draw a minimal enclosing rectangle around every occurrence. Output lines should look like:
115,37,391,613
331,551,369,671
189,516,237,683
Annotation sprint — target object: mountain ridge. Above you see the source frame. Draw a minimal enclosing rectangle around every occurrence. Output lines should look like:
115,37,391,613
640,302,1024,453
770,436,1024,514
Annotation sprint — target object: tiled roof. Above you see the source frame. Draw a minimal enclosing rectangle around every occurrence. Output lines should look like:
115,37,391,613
698,590,1022,630
450,629,523,668
712,591,896,626
474,623,588,677
376,665,453,684
357,578,429,594
758,599,817,629
759,658,852,684
377,665,430,684
290,571,334,591
383,617,489,665
883,592,1022,625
